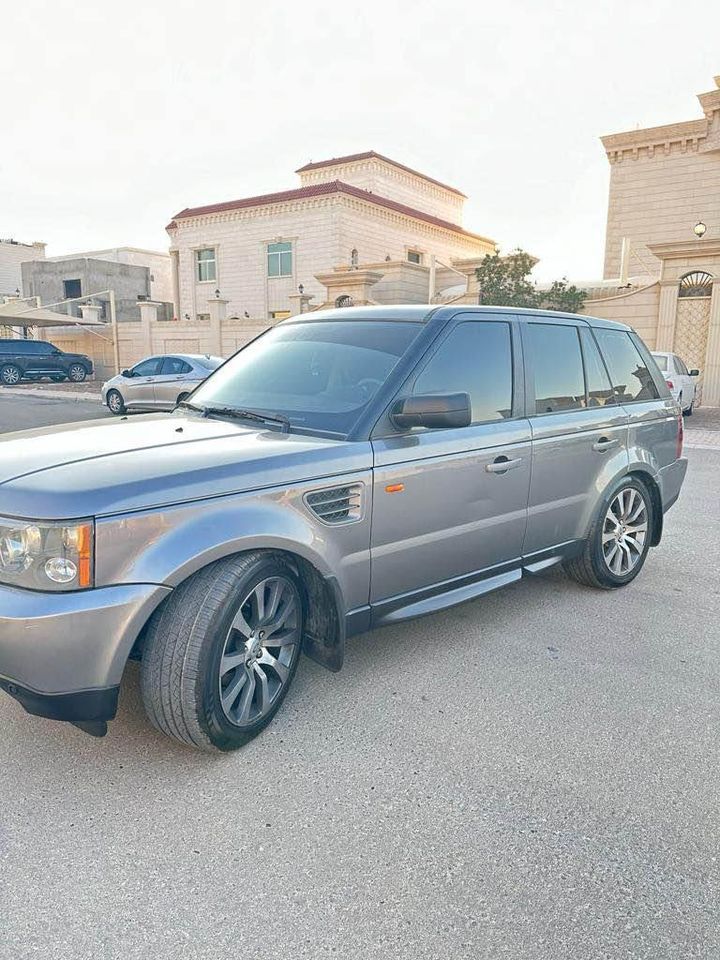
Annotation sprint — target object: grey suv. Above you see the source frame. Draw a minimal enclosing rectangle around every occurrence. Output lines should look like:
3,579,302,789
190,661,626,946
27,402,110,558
0,306,687,751
0,339,93,384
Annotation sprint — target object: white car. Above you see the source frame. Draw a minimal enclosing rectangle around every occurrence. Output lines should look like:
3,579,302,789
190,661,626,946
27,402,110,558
651,352,699,416
102,353,224,415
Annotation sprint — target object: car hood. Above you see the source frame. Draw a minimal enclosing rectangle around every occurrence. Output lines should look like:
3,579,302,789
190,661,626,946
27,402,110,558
0,413,371,519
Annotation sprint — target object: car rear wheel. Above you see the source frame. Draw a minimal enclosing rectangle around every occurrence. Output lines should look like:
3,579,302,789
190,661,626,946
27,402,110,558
140,552,304,751
684,399,694,417
49,374,67,383
68,364,87,382
106,389,126,415
0,364,22,386
563,477,653,589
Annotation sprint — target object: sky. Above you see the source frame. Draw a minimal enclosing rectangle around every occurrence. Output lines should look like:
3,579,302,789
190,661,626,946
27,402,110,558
2,0,719,282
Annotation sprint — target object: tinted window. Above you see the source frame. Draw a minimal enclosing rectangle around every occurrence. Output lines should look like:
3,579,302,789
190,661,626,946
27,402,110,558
580,328,614,407
191,321,422,437
11,340,53,355
132,357,163,377
676,356,689,375
528,323,585,414
161,357,193,375
412,321,513,423
595,329,659,402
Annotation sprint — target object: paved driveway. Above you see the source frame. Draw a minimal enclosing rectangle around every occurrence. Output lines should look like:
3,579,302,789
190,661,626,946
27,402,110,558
1,398,719,959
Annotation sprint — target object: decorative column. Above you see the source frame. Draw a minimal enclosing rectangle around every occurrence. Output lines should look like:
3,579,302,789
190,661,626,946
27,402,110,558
655,281,679,351
170,250,181,321
702,280,720,407
207,297,228,356
136,301,160,356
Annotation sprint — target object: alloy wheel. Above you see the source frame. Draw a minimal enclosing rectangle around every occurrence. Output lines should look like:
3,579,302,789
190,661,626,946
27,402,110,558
218,575,301,727
107,390,124,413
602,488,648,576
1,366,21,385
69,364,86,382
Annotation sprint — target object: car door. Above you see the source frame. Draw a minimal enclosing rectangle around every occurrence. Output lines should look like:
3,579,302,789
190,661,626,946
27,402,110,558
124,357,164,408
152,357,194,408
370,315,531,620
522,319,629,557
673,355,694,408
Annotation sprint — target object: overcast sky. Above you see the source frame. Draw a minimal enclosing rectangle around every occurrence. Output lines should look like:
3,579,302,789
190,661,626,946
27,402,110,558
3,0,719,281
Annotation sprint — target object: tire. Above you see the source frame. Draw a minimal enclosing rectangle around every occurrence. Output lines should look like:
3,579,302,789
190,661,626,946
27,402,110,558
50,374,67,383
685,400,693,417
68,364,87,382
140,552,304,751
106,389,126,415
563,476,654,590
0,364,22,386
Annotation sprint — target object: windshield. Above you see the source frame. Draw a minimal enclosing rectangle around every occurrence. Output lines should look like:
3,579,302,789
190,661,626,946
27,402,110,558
651,353,670,373
189,320,422,436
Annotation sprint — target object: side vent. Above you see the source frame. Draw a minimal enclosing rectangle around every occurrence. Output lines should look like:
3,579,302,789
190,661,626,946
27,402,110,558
305,484,363,524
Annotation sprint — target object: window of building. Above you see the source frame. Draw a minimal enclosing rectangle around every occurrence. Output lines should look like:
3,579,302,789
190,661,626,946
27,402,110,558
267,241,292,278
528,323,585,414
594,329,660,402
678,271,713,298
63,278,82,300
196,248,217,283
412,321,513,423
196,313,210,323
407,250,423,265
350,249,359,267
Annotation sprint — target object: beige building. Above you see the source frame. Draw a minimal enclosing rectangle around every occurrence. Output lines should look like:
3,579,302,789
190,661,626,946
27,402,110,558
166,151,496,322
585,75,720,406
0,237,46,298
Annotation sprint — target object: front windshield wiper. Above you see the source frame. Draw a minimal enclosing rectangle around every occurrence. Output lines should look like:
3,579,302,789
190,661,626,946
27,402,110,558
178,401,291,433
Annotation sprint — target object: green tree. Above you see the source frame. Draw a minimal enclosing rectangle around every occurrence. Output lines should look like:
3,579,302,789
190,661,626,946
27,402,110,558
475,249,586,313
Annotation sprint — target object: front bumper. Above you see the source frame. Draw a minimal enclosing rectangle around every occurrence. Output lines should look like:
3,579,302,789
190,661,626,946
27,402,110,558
0,581,170,722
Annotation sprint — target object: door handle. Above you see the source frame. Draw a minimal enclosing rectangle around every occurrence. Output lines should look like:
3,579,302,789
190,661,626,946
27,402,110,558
592,437,619,452
486,456,523,474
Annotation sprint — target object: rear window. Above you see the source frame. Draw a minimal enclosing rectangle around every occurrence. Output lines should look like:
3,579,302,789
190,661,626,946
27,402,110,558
651,353,670,373
596,329,659,402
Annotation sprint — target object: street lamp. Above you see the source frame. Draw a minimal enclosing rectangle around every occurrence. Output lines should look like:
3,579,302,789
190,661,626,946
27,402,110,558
694,221,707,239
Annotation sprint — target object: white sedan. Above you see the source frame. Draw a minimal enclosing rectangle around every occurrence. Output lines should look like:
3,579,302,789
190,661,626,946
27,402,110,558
651,352,699,416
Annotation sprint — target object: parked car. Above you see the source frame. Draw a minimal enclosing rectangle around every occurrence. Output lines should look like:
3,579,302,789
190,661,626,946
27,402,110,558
0,306,687,751
0,338,93,385
101,353,224,414
651,351,699,415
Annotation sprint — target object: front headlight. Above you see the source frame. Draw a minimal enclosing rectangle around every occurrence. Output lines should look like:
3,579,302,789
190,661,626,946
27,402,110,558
0,517,94,591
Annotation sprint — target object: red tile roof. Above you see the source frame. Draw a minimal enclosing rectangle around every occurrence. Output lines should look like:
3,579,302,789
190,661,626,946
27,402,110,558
295,152,467,198
168,180,491,243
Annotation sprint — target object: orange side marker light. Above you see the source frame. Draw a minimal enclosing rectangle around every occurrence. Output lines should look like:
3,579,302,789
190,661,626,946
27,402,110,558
385,483,405,494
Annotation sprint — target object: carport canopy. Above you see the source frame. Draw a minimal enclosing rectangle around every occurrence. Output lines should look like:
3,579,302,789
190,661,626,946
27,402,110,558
0,301,105,327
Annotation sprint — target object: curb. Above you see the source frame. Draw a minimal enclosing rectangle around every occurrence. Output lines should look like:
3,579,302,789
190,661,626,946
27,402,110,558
1,387,102,402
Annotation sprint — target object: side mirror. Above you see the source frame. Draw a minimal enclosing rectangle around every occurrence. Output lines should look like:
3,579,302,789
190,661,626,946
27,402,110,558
390,393,471,431
121,369,132,378
689,369,700,377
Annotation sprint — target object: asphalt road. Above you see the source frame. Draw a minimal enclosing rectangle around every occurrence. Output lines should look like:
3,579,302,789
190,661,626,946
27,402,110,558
0,392,110,432
1,396,719,959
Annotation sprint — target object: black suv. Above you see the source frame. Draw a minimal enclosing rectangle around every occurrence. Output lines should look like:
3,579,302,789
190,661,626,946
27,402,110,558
0,340,93,385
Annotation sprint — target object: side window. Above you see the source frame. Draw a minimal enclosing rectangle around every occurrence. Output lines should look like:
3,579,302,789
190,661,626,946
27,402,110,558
594,329,660,402
161,357,192,375
528,323,585,414
412,321,513,423
132,357,163,377
579,328,614,407
676,356,689,376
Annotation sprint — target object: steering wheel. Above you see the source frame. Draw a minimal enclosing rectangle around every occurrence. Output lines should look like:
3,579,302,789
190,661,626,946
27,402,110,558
357,378,383,399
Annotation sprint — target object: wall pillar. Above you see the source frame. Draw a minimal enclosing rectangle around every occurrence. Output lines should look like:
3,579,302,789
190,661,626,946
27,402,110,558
80,304,103,325
207,297,228,356
288,292,314,314
702,280,720,407
170,249,180,320
136,301,160,356
656,281,679,351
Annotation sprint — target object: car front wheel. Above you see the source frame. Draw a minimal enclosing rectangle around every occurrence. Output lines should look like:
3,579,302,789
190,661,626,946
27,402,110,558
563,477,653,589
0,364,22,386
140,552,304,751
106,389,126,415
68,364,87,382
